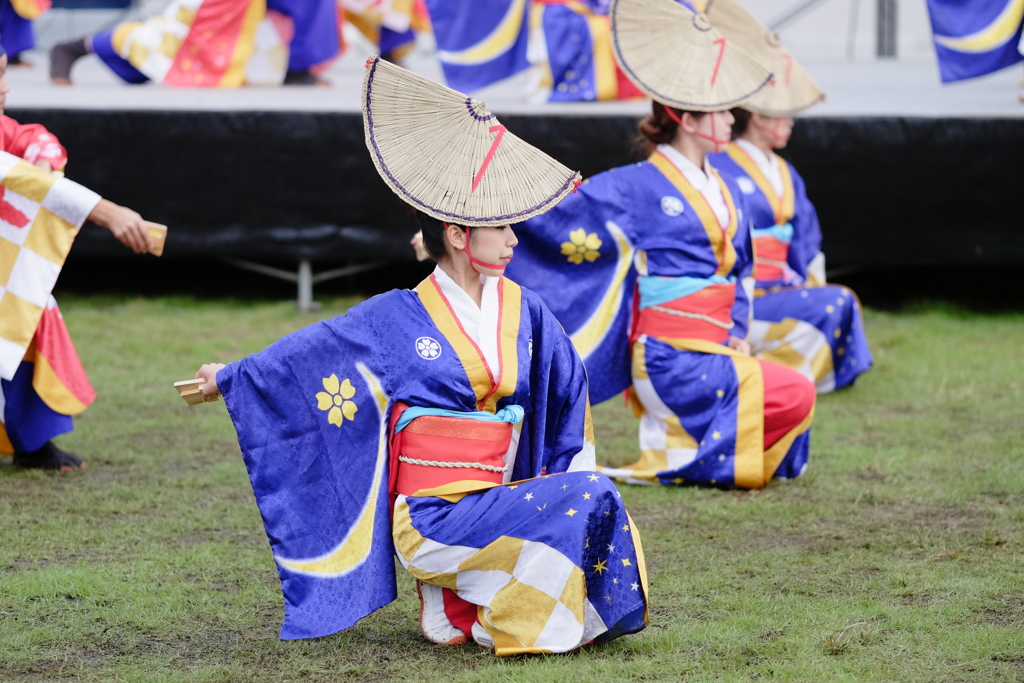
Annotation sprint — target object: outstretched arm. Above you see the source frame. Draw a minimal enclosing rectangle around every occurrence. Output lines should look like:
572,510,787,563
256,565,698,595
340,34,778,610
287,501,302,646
87,198,154,254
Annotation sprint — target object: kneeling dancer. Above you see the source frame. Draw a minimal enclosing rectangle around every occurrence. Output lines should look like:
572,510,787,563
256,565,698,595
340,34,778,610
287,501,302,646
192,57,648,655
506,0,816,488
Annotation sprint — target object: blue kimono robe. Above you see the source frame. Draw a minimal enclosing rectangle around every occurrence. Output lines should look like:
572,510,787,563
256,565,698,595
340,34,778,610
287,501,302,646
712,143,873,392
506,152,813,489
216,275,647,654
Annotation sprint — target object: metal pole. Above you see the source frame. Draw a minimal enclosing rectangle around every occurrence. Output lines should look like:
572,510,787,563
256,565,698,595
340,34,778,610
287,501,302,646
846,0,860,61
876,0,897,59
297,259,314,313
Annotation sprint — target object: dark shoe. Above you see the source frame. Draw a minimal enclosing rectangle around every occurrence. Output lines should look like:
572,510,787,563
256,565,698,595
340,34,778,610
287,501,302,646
283,69,330,86
50,39,89,85
7,53,31,67
13,441,85,471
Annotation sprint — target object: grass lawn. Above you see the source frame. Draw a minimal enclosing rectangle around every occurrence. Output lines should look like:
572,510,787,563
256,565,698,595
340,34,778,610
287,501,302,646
2,296,1022,682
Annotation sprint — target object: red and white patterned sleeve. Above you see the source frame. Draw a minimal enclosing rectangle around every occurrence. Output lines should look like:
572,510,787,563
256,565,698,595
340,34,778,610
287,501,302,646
0,115,69,170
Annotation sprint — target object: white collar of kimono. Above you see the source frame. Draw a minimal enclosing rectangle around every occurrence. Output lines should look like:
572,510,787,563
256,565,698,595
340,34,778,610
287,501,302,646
431,264,502,374
735,138,784,198
656,143,729,226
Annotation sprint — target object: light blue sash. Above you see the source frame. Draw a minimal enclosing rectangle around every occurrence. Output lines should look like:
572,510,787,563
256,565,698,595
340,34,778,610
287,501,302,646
751,222,794,244
394,405,525,434
638,274,734,310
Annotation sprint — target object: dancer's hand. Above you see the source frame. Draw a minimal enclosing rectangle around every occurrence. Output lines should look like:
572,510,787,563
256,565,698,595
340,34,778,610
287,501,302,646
195,364,226,401
727,336,751,356
88,199,153,254
410,230,430,261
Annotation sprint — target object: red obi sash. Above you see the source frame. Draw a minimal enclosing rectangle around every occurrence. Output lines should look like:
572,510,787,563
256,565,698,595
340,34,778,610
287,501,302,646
632,282,736,344
753,235,790,283
388,403,512,497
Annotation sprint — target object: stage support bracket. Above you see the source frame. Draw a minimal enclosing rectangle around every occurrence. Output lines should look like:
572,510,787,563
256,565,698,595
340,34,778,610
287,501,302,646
223,257,389,313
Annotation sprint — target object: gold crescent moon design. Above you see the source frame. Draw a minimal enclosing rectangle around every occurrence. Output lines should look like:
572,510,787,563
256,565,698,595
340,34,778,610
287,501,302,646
435,0,528,66
934,0,1024,53
570,220,635,360
275,363,390,577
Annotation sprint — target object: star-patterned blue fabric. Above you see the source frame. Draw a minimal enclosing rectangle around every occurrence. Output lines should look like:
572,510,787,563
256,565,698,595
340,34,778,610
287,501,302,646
218,281,596,640
406,471,647,636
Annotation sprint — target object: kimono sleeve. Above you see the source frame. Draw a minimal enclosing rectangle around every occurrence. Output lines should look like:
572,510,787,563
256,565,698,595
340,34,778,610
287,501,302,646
216,309,398,640
512,292,597,480
786,162,823,282
0,116,68,170
506,169,639,404
730,190,755,339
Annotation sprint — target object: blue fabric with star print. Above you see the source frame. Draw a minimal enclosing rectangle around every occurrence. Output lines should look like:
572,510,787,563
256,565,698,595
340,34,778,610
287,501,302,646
216,277,604,641
405,471,647,640
712,149,873,391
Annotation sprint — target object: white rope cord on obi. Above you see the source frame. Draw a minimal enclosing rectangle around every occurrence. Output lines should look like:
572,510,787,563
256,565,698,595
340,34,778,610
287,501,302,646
755,257,790,269
649,305,735,330
398,455,509,473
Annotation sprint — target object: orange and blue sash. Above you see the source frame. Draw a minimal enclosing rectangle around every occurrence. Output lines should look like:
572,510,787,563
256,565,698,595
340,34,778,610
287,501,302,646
387,402,523,497
633,274,737,344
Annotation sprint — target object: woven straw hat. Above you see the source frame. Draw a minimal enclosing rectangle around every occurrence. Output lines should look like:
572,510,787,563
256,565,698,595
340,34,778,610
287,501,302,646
362,56,582,227
610,0,772,112
742,50,823,117
700,0,823,116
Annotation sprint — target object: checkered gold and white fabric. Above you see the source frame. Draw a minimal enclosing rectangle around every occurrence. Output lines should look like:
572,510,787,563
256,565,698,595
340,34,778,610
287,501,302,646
112,0,202,83
0,152,100,381
394,496,608,652
244,14,290,86
392,471,648,655
749,317,834,392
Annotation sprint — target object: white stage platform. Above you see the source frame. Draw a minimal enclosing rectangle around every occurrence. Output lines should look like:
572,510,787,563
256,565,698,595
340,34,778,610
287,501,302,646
6,46,1023,118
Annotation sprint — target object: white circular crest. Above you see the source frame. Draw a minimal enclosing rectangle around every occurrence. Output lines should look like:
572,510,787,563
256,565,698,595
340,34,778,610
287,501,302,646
415,337,442,360
736,177,756,195
660,196,684,216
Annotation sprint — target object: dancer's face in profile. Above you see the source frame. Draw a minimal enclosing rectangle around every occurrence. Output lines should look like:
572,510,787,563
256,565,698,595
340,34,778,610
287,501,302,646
753,114,795,149
446,223,518,277
0,55,10,115
682,109,734,154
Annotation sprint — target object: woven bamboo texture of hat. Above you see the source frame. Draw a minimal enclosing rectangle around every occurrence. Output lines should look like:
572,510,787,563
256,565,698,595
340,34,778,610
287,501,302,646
700,0,823,116
362,56,582,227
610,0,772,111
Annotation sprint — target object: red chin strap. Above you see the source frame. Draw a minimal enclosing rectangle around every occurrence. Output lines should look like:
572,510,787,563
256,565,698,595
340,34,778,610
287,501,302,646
756,120,791,148
445,223,507,274
663,106,732,148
